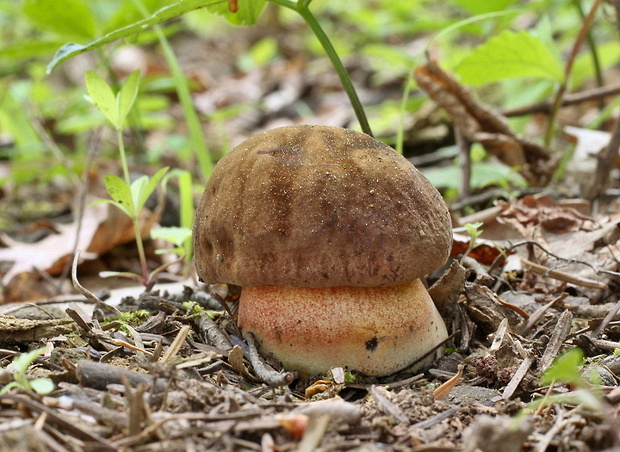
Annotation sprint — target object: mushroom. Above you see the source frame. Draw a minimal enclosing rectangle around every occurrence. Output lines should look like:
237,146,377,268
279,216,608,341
193,125,452,377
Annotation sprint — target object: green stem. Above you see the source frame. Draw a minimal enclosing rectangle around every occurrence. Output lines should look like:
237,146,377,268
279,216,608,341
395,76,414,154
117,128,149,283
269,0,372,136
117,128,131,185
132,214,149,283
132,0,213,182
155,27,213,181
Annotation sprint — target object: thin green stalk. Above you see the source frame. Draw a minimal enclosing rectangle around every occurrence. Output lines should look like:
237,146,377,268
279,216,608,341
117,128,131,187
132,0,213,182
118,128,149,282
132,212,149,282
178,170,194,265
268,0,372,136
395,76,414,154
155,27,213,181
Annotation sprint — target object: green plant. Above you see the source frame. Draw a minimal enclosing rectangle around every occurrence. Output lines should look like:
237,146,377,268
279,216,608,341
46,0,372,138
460,221,483,261
521,348,608,416
86,69,169,288
150,168,195,268
0,348,54,395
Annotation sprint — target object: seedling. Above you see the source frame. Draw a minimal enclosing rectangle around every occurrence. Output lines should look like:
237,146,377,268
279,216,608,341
461,221,484,261
85,70,169,288
521,348,606,415
0,348,54,395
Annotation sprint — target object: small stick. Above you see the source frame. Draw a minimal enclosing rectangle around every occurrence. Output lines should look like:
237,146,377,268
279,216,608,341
539,310,573,374
502,354,534,400
502,84,620,117
520,292,569,336
592,298,620,338
521,257,606,290
243,332,296,387
71,252,121,316
195,312,233,351
160,325,190,363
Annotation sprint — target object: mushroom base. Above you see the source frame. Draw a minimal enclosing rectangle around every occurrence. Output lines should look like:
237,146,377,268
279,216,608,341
237,279,448,378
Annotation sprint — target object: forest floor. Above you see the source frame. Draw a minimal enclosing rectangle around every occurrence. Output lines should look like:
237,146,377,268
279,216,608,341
2,13,620,452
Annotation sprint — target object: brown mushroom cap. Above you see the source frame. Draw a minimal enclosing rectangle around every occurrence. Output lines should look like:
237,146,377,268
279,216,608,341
194,125,452,287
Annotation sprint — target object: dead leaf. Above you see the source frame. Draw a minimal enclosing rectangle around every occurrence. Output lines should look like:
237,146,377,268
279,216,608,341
0,198,160,302
414,60,556,186
496,194,595,234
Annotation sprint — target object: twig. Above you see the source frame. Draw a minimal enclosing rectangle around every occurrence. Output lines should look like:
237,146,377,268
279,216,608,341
586,1,620,200
160,325,190,363
409,407,459,430
520,292,569,336
404,330,458,372
195,312,233,351
544,0,602,146
71,252,122,316
591,298,620,338
370,385,409,424
502,83,620,117
521,258,606,290
243,332,296,387
488,240,600,276
502,354,534,400
539,310,573,374
456,127,472,199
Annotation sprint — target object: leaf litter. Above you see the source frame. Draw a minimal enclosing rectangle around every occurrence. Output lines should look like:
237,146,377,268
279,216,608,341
2,35,620,452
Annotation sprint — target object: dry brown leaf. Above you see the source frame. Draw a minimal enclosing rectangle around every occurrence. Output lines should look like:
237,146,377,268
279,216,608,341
0,198,160,301
496,194,595,234
414,60,556,186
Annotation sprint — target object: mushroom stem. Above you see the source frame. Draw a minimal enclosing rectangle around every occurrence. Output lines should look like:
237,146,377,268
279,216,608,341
237,279,448,378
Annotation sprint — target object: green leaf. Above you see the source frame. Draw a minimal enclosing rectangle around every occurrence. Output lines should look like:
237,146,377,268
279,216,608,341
12,348,46,374
129,167,168,214
22,0,98,41
455,30,564,86
85,71,118,128
47,0,221,73
206,0,267,26
448,0,519,15
104,174,135,216
151,226,192,247
117,70,141,125
30,378,54,395
90,198,132,217
540,348,585,387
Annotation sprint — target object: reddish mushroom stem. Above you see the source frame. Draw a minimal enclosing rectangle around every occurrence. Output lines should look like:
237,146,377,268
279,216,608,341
238,279,448,377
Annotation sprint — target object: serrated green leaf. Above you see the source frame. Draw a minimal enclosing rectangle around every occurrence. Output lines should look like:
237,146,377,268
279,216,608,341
206,0,267,26
104,174,135,216
85,71,118,128
117,70,141,125
22,0,98,41
47,0,221,73
455,30,564,86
